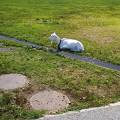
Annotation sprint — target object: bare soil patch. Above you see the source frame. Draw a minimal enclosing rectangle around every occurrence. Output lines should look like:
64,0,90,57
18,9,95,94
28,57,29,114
29,89,70,113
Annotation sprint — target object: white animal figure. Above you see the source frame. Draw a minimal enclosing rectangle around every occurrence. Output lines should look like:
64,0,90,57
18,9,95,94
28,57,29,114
49,32,84,52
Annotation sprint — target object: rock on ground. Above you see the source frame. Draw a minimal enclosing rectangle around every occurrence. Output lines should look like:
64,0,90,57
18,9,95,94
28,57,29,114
0,74,28,90
30,89,70,113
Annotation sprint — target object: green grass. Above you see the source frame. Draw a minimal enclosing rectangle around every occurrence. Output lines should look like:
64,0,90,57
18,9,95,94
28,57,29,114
0,39,25,47
0,91,44,120
0,0,120,64
0,0,120,119
0,45,120,118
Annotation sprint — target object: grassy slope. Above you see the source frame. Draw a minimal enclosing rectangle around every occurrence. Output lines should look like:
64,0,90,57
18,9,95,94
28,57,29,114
0,0,120,119
0,0,120,64
0,44,120,118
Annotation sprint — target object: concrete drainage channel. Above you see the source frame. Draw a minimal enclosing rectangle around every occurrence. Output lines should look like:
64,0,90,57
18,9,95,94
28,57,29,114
0,34,120,71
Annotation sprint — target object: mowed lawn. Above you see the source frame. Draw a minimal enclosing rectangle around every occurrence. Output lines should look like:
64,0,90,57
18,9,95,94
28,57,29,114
0,0,120,64
0,41,120,119
0,0,120,119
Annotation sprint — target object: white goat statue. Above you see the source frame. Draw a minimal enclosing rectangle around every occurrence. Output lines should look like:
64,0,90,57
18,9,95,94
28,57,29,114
49,32,84,52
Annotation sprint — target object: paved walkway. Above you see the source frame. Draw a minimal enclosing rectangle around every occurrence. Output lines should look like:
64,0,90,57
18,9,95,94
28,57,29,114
0,47,15,52
38,102,120,120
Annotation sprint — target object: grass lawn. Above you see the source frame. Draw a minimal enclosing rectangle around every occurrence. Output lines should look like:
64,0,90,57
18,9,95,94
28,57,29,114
0,41,120,119
0,0,120,64
0,0,120,119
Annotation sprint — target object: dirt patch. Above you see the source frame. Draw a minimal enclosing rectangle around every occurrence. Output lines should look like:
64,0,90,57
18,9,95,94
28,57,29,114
0,74,29,90
29,89,70,113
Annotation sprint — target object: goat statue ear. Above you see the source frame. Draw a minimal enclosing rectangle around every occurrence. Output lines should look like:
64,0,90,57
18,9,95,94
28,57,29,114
53,32,56,35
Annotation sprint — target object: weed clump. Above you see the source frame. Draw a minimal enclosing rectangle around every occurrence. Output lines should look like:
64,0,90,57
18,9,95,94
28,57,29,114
0,92,44,120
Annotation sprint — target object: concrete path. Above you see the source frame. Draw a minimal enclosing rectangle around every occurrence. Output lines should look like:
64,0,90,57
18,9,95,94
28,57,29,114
37,102,120,120
0,47,15,52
